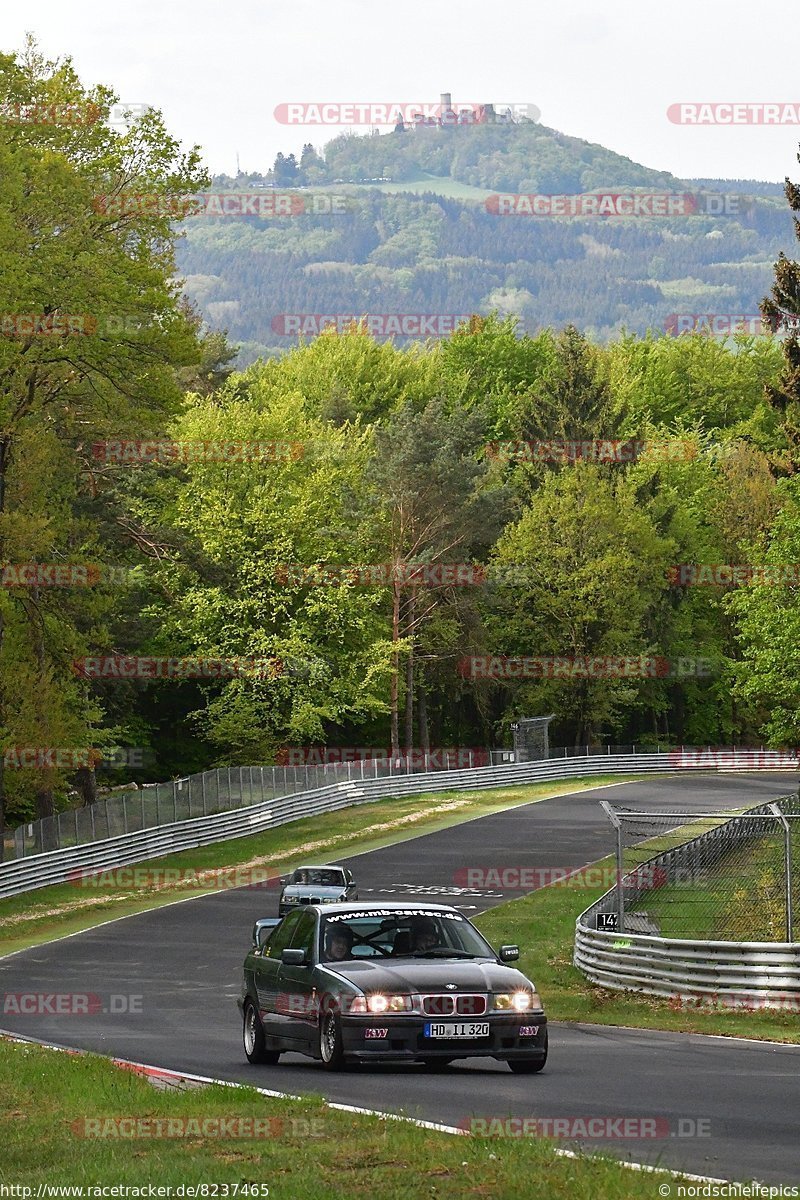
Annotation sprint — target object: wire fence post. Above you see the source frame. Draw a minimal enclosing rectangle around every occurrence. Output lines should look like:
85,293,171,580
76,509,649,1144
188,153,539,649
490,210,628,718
601,801,625,934
770,803,793,941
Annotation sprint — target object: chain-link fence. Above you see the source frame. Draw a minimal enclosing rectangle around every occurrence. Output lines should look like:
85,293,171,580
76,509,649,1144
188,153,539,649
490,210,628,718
601,795,800,942
5,749,514,860
5,742,786,863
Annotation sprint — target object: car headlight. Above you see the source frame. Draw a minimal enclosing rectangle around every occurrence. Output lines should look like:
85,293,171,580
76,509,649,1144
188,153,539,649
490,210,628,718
494,990,540,1012
367,994,412,1014
284,895,299,904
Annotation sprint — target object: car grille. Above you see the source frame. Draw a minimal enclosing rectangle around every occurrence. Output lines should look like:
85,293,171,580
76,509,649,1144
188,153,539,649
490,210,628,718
421,994,487,1016
300,896,322,905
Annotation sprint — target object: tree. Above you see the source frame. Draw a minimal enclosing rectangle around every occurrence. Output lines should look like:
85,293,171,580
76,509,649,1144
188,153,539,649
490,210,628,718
484,465,672,746
133,373,393,763
0,40,207,852
761,157,800,459
364,398,507,755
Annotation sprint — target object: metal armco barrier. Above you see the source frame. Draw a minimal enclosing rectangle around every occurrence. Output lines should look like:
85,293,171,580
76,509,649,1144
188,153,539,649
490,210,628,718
574,795,800,1006
574,926,800,1004
1,751,695,900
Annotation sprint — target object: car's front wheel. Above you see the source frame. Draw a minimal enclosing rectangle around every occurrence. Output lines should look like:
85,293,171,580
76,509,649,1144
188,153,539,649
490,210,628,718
319,1010,347,1070
243,1000,280,1065
507,1031,547,1074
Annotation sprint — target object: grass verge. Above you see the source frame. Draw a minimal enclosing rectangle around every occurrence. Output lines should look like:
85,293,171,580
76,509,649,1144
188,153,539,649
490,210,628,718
0,775,640,957
0,1037,711,1196
474,859,800,1044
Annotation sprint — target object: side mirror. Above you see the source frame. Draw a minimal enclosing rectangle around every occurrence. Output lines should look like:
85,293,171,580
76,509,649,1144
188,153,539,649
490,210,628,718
252,918,280,949
279,877,287,886
499,944,520,962
281,948,307,965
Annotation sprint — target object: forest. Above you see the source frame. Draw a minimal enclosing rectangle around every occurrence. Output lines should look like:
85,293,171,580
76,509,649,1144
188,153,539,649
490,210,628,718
4,45,800,840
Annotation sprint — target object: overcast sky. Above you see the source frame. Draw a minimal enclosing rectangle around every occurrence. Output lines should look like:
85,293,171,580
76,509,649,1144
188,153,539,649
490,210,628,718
2,0,798,182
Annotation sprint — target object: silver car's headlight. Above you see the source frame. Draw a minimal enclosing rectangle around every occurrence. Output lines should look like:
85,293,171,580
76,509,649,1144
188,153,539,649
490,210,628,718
284,895,300,904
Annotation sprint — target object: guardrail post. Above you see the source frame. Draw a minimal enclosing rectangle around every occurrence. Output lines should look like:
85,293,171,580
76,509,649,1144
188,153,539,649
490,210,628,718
600,801,625,933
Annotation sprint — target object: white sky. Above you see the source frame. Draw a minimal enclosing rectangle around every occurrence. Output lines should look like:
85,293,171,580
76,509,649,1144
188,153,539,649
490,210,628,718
2,0,798,182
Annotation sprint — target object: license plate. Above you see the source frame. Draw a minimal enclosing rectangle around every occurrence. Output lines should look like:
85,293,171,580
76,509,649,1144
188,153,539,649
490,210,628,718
424,1022,490,1039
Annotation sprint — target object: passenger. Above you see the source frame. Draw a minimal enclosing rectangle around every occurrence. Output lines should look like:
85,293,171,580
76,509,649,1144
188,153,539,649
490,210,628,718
410,917,440,953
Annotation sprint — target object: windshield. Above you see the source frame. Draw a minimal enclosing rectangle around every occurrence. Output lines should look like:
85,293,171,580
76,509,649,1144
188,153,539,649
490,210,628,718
291,868,345,887
319,908,495,962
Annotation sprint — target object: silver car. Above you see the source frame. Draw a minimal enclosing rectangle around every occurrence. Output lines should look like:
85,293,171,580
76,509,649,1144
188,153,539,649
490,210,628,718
278,864,358,916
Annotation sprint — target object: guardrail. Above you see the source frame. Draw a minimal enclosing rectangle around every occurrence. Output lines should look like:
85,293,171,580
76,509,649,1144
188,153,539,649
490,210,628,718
574,795,800,1006
573,926,800,1003
0,750,686,900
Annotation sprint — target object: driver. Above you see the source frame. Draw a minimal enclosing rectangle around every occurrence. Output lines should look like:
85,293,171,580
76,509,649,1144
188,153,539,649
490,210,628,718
410,917,440,953
324,923,354,962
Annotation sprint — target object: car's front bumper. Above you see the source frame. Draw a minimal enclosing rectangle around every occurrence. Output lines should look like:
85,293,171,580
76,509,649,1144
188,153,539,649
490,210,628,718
339,1013,548,1061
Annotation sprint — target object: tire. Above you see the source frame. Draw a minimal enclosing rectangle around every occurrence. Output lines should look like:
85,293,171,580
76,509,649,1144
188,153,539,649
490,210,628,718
319,1009,347,1070
243,999,280,1065
420,1058,454,1071
508,1031,548,1074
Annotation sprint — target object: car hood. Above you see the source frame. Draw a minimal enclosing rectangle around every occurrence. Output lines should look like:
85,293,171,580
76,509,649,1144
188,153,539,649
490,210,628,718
322,958,534,994
283,885,346,899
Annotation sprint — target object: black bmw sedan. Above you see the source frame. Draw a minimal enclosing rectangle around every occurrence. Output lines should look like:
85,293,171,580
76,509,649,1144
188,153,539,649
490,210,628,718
238,901,548,1072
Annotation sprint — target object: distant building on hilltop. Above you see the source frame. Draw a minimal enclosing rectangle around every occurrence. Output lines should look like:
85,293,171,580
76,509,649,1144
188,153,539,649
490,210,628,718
399,92,515,132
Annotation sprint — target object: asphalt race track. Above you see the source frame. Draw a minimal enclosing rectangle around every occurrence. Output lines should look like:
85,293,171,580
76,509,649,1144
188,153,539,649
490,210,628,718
2,773,800,1184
